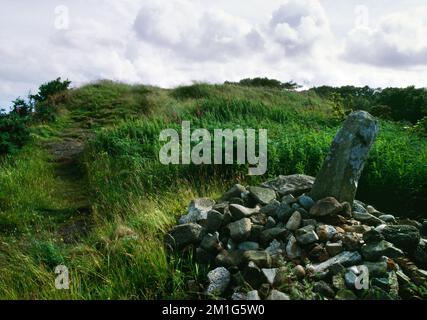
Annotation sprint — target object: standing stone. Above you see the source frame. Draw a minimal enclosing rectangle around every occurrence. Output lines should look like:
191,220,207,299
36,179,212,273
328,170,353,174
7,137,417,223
309,111,379,205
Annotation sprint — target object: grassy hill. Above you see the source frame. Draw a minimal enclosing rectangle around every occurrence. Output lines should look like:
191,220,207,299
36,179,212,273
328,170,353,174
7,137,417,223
0,80,426,299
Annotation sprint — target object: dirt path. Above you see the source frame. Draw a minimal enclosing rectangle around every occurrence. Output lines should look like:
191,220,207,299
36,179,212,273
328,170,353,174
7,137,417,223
43,126,94,243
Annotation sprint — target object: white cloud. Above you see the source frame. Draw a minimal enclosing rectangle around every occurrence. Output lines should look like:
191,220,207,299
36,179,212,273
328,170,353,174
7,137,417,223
343,8,427,67
1,0,427,109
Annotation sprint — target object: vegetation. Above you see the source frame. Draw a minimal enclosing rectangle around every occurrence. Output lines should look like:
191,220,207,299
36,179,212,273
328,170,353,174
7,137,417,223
0,79,426,299
225,77,302,90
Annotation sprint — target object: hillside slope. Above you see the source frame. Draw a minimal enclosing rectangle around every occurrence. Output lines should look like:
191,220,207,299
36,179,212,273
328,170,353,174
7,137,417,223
0,81,426,299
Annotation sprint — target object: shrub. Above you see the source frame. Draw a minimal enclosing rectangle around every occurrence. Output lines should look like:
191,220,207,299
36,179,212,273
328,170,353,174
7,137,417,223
226,77,301,90
0,111,30,155
370,105,393,120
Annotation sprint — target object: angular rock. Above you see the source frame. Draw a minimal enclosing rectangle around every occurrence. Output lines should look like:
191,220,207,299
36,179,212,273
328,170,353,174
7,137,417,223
379,215,396,224
228,218,252,242
364,260,388,277
308,251,363,273
262,268,278,285
248,186,277,205
326,241,344,257
243,261,267,289
215,250,243,268
363,229,384,243
267,290,290,300
361,240,404,261
342,233,363,251
206,210,224,232
165,223,203,248
286,235,302,259
222,184,246,201
179,198,215,224
379,225,421,252
242,250,272,268
266,216,276,229
265,239,283,256
310,197,343,217
201,232,222,252
352,211,384,227
309,244,330,262
237,241,260,251
298,195,315,210
286,211,302,231
316,225,337,242
282,194,297,205
262,174,315,196
246,290,261,300
229,204,259,221
309,111,379,205
260,228,289,245
295,225,319,245
276,202,294,222
259,200,280,217
206,267,231,296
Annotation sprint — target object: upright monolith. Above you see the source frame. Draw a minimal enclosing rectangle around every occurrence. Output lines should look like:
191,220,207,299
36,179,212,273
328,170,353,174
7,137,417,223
309,111,379,205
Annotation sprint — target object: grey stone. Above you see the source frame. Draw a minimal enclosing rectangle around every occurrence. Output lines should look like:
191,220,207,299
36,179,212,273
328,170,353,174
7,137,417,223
228,218,252,242
302,219,318,227
200,232,222,252
238,241,260,251
361,240,404,261
246,290,261,300
260,228,289,245
206,210,224,232
316,225,337,242
266,216,276,229
261,268,278,285
308,251,363,273
229,204,259,221
215,250,243,268
326,241,344,256
206,267,230,296
222,184,247,201
379,215,396,224
298,195,315,210
259,200,280,217
352,211,384,226
282,194,297,205
295,225,319,245
276,202,294,222
266,239,284,256
344,270,358,289
309,111,379,205
248,186,277,205
353,200,367,213
262,174,315,196
286,211,302,231
242,250,272,268
286,236,302,259
363,229,384,243
267,290,290,300
243,261,267,289
414,240,427,269
179,198,215,224
309,197,343,217
165,223,203,248
231,292,247,300
379,225,421,252
364,260,388,277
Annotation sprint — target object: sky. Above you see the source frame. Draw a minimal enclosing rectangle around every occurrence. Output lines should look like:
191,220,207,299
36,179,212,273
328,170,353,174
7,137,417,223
1,0,427,108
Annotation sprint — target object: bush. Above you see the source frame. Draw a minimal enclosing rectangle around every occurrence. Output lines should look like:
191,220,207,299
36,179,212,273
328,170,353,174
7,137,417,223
0,111,30,156
30,77,71,122
370,105,393,120
226,77,301,90
30,77,71,104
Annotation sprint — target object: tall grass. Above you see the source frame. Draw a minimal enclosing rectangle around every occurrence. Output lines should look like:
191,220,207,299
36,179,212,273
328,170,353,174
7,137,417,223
0,81,426,299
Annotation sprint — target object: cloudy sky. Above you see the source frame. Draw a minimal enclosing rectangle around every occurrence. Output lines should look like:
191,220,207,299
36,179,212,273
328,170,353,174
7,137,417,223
1,0,427,108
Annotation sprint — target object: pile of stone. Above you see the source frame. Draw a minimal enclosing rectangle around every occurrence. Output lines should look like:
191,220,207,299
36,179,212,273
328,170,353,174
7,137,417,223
165,111,427,300
165,175,427,300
